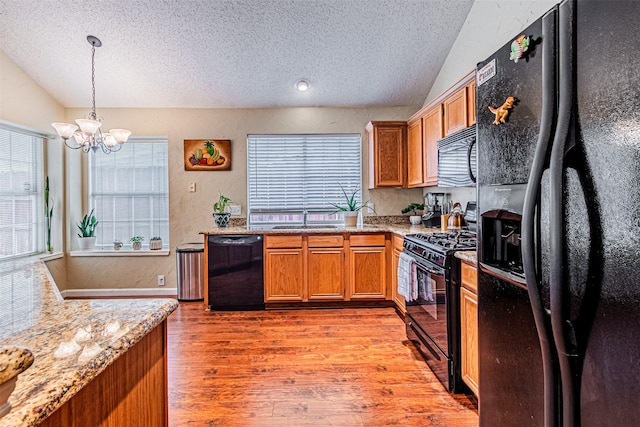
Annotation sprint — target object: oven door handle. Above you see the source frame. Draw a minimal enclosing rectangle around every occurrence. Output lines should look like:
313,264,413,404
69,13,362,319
413,259,444,276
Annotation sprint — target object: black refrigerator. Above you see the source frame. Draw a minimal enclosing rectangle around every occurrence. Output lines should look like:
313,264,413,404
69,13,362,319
476,1,640,426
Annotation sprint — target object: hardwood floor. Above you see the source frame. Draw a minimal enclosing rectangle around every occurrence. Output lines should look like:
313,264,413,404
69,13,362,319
167,303,478,426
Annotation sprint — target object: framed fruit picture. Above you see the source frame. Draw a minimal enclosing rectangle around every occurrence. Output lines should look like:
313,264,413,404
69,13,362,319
184,139,231,171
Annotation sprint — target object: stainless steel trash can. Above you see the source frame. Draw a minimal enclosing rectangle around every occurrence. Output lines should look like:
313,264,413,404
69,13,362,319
176,243,204,301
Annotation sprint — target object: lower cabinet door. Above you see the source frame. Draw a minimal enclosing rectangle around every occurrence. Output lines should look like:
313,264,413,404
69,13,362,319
460,286,479,396
264,248,304,301
307,247,346,300
348,246,386,299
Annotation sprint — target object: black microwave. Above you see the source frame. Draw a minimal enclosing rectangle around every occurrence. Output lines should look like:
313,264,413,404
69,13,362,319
437,125,477,187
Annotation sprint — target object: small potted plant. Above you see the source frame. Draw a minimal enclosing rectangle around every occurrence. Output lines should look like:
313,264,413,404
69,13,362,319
213,192,232,227
130,236,144,250
149,236,162,250
402,203,425,225
44,176,54,252
77,209,98,250
330,184,374,227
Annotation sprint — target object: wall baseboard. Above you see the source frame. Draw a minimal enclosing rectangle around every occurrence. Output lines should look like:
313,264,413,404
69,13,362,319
61,288,178,299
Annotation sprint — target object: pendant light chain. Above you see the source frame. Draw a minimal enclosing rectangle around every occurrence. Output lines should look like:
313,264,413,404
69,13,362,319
91,42,97,120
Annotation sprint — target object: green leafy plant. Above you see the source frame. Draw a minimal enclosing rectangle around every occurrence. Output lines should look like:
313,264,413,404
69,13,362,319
402,203,425,215
150,236,161,241
130,236,144,243
213,192,232,214
330,184,374,212
77,209,98,237
44,176,53,251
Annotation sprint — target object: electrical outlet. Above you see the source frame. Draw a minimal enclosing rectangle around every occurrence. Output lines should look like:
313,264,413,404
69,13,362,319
188,182,196,193
157,275,165,286
229,205,241,216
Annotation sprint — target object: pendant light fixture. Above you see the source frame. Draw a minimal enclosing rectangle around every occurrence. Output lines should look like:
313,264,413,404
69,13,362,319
52,35,131,154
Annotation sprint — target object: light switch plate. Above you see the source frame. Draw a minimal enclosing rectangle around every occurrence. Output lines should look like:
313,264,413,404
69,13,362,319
229,205,241,216
188,182,196,193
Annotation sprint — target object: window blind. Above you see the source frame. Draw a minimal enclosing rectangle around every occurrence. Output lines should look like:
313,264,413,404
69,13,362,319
247,134,362,225
89,137,169,249
0,124,43,261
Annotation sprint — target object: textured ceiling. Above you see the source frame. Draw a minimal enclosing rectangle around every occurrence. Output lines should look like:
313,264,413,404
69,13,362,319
0,0,473,109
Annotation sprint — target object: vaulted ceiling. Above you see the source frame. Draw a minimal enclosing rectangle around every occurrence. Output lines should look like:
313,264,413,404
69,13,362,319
0,0,473,109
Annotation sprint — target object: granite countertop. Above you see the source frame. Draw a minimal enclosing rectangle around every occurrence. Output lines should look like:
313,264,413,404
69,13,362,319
455,250,477,264
201,223,443,237
0,257,178,426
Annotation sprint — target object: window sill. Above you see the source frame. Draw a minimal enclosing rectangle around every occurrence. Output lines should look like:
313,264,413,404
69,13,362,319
70,249,170,257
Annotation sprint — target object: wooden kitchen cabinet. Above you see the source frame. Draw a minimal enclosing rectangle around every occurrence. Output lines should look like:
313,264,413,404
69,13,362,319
366,121,407,188
405,69,475,188
264,236,305,302
307,235,346,300
391,233,406,314
406,118,424,188
348,234,387,300
444,87,469,136
422,105,444,186
460,260,479,396
467,79,476,125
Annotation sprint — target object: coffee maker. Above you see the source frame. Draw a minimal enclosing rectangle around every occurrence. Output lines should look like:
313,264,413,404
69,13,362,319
422,192,447,227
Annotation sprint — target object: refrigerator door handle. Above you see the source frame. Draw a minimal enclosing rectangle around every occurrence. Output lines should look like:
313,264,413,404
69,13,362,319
549,1,578,426
521,6,559,427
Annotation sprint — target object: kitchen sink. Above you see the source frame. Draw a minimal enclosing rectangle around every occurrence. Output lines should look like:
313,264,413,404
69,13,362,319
271,225,338,229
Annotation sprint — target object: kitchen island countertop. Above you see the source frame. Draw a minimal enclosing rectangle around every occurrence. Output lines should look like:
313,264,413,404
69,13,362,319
0,257,177,426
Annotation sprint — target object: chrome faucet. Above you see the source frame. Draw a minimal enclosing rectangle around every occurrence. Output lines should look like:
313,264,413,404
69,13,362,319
303,209,308,226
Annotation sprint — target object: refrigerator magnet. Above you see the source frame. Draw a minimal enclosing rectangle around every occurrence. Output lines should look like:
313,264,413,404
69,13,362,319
488,96,516,125
510,35,530,63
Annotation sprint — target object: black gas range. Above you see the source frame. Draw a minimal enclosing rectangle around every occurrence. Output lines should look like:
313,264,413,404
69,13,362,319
402,231,476,393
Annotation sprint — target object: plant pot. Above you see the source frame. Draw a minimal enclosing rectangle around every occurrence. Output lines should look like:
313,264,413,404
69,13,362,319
344,211,358,227
132,241,142,250
410,215,422,225
214,213,231,228
77,236,96,251
149,239,162,250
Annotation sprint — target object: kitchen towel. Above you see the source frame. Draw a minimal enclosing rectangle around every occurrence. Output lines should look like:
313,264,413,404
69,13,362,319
397,252,418,302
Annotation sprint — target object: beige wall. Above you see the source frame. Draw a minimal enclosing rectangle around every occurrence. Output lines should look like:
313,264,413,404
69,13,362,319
64,106,423,290
421,0,557,208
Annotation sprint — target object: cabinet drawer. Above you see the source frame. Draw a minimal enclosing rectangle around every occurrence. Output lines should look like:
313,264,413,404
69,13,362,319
265,235,303,249
461,261,477,293
308,235,344,248
350,234,386,247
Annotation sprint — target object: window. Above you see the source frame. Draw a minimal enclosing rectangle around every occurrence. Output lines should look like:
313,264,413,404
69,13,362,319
0,124,44,261
89,137,169,249
247,134,362,227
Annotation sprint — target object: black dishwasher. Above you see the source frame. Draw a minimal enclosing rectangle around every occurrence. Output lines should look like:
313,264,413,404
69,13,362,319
207,234,264,310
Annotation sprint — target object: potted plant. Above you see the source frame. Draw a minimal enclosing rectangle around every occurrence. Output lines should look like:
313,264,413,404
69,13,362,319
213,192,232,227
330,184,374,227
77,209,98,250
130,236,144,250
402,203,425,225
149,236,162,250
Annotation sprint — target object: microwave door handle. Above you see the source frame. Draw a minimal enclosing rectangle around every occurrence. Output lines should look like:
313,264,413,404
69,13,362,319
521,7,558,427
467,139,476,183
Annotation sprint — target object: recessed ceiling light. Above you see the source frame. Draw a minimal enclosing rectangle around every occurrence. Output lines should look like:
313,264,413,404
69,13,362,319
295,79,310,92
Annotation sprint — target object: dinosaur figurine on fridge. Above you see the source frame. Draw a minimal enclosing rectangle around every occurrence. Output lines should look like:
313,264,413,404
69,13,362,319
488,96,516,125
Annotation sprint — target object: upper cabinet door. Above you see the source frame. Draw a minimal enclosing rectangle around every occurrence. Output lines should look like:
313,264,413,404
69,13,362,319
422,105,444,187
367,121,407,188
444,87,469,136
467,80,477,126
406,118,424,187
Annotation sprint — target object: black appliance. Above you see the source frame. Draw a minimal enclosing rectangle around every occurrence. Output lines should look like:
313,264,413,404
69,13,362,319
476,1,640,426
437,125,477,187
403,231,476,393
207,234,264,310
422,192,446,227
463,201,477,233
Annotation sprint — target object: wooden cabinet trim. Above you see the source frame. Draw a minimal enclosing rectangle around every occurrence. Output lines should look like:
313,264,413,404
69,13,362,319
460,286,479,396
408,69,475,123
308,235,344,248
461,261,477,293
443,87,469,136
